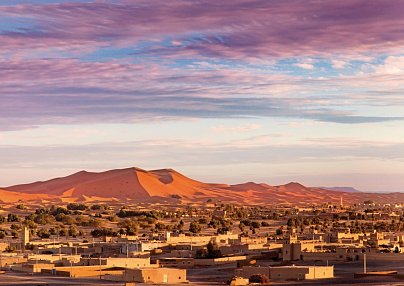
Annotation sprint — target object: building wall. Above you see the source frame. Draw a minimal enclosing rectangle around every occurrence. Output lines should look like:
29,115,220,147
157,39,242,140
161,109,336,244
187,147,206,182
235,265,334,281
124,268,187,284
159,258,194,268
12,263,54,273
271,266,334,281
221,243,270,256
80,257,151,268
167,233,238,245
282,243,302,261
234,266,270,279
358,253,404,261
194,256,247,266
306,266,334,279
41,266,124,278
270,267,308,281
0,256,27,267
27,254,79,263
335,247,363,261
302,252,339,262
300,241,316,252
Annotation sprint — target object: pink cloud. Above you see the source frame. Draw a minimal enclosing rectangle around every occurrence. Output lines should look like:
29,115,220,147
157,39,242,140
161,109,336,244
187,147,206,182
211,123,261,133
0,57,402,131
0,0,403,59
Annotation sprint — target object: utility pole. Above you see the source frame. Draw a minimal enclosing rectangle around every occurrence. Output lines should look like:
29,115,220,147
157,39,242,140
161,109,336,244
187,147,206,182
363,253,367,273
99,256,102,280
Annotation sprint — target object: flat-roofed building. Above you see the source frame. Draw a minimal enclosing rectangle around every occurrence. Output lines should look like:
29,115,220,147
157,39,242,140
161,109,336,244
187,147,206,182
124,267,187,284
271,265,334,281
235,265,334,281
80,257,152,268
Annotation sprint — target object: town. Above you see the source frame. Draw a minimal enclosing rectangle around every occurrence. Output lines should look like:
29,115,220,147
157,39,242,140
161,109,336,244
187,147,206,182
0,198,403,285
2,0,404,285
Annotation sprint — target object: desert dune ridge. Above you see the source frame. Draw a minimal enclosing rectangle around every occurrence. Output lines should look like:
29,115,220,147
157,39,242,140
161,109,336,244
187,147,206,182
1,167,403,205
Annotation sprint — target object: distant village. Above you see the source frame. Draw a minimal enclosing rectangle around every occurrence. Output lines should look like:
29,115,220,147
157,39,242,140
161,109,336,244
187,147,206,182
0,198,404,285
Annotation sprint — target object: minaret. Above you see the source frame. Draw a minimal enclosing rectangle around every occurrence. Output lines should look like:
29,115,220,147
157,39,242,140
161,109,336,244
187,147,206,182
165,231,171,242
22,227,30,246
340,196,343,208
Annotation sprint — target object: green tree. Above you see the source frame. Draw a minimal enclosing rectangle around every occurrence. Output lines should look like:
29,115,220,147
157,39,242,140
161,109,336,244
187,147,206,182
155,222,166,231
37,229,51,239
118,219,139,235
189,221,202,234
251,221,260,229
206,241,222,258
68,225,78,237
7,213,19,222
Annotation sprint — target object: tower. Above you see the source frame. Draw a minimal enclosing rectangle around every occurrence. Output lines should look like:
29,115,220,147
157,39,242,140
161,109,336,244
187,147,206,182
165,231,171,242
22,227,30,246
282,228,301,261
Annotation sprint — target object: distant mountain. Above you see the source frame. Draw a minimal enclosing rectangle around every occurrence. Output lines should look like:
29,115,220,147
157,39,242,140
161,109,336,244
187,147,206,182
2,167,404,205
321,187,361,193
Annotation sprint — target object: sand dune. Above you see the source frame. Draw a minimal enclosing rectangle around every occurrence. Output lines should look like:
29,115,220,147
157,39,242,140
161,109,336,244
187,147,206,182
0,188,53,203
2,167,404,205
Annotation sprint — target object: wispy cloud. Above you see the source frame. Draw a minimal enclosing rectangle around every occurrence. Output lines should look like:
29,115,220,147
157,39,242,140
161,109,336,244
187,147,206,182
0,1,403,130
331,59,347,69
0,1,403,59
1,56,403,131
211,124,261,133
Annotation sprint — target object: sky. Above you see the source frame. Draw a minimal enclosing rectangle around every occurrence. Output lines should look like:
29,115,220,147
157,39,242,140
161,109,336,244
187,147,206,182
0,0,404,192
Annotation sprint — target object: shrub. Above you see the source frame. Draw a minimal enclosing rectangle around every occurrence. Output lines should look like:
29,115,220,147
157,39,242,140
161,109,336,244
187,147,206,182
249,274,269,284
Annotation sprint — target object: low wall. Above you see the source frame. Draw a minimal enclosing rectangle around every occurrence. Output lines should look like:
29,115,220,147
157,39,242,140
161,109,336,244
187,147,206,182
42,266,124,278
358,253,404,261
354,271,397,278
302,252,339,262
194,256,247,266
